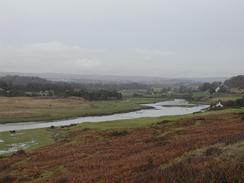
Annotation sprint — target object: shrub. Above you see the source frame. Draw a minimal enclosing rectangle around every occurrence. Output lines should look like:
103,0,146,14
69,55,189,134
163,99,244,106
109,130,128,137
145,158,154,170
156,120,171,125
0,175,16,183
12,150,26,157
205,147,222,156
241,115,244,121
55,177,69,183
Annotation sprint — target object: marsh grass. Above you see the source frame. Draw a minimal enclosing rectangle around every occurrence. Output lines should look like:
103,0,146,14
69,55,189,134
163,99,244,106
0,129,56,155
0,97,162,124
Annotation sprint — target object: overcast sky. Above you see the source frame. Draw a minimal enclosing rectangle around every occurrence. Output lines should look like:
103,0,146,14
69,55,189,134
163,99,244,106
0,0,243,77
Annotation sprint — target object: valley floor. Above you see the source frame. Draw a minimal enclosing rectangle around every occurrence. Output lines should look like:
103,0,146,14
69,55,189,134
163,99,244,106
0,97,160,124
0,110,243,182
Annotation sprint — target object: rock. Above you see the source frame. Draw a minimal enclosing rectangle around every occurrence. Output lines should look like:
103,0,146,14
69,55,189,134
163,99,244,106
205,147,222,156
12,150,26,157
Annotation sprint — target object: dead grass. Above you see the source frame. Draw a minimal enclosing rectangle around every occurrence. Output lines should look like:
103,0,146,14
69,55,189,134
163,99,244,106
0,97,89,123
0,96,87,109
0,97,157,123
0,112,243,182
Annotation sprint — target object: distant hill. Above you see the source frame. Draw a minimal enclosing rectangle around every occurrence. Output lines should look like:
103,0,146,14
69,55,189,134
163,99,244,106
0,75,123,100
0,75,50,86
224,75,244,89
0,72,227,87
0,75,150,95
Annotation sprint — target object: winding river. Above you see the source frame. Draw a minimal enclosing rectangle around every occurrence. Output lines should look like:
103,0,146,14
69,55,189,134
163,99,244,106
0,99,209,132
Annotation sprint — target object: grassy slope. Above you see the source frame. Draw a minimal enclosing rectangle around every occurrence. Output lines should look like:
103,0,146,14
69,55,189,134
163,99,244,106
1,107,244,156
0,108,243,182
192,92,243,104
71,107,244,130
0,94,243,156
0,92,242,124
0,97,162,124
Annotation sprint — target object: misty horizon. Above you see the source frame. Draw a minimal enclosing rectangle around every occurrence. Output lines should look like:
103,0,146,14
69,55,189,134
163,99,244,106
0,0,243,77
0,71,230,80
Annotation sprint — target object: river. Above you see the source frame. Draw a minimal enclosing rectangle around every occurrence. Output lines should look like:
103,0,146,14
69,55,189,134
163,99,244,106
0,99,209,132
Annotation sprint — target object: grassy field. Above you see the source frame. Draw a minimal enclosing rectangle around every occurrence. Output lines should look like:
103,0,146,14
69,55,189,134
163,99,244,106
0,97,162,124
0,91,243,182
0,115,185,156
0,107,243,182
207,93,243,103
192,92,243,104
0,94,243,155
1,107,244,156
0,129,55,156
0,92,242,124
70,107,244,130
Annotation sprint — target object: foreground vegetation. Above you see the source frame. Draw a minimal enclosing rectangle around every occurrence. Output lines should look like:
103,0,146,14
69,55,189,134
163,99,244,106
0,108,243,182
1,107,244,154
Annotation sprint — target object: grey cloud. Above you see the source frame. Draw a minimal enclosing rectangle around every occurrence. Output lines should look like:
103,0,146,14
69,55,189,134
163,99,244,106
0,0,243,77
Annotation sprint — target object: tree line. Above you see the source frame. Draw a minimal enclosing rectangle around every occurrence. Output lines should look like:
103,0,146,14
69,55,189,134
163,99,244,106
198,75,244,94
0,75,123,100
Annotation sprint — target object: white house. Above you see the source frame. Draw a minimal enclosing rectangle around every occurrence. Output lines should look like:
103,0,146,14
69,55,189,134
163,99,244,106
40,91,49,96
215,86,221,93
39,90,55,96
215,101,224,108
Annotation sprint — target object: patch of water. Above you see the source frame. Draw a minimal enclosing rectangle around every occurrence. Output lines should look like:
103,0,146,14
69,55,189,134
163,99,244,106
10,132,24,137
0,140,38,155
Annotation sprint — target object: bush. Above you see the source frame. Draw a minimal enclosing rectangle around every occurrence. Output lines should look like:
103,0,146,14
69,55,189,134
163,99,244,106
55,177,69,183
12,150,26,157
223,96,244,108
109,130,128,137
156,120,171,125
205,147,222,156
0,175,16,183
241,115,244,121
